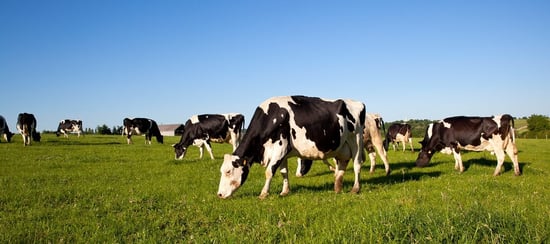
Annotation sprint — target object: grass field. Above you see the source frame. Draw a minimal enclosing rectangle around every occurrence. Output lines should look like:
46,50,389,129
1,134,549,243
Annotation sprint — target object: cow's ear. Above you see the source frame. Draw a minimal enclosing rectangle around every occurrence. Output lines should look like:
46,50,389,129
171,144,176,148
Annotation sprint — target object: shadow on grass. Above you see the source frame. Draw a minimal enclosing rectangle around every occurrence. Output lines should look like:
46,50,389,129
45,140,122,146
462,157,528,175
291,170,442,193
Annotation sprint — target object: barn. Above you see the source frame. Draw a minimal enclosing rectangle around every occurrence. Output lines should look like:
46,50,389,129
158,124,185,136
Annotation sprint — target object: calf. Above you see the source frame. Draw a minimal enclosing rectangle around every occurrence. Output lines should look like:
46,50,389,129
0,115,14,143
416,114,520,176
16,113,41,146
217,95,365,199
56,119,83,138
123,118,164,144
173,113,244,160
384,123,413,152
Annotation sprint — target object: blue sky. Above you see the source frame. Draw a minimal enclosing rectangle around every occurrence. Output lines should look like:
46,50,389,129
1,1,549,131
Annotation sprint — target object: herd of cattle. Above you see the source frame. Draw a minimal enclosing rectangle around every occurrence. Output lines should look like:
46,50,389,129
1,95,520,198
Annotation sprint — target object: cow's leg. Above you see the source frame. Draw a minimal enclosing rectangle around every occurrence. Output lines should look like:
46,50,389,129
204,141,215,160
126,134,132,144
408,138,414,152
260,160,281,199
452,149,464,173
279,159,290,196
505,142,521,176
229,131,238,152
334,159,349,193
324,159,336,171
21,134,27,146
372,134,390,175
368,152,377,173
197,144,204,159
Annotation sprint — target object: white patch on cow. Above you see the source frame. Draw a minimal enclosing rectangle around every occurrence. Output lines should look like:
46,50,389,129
272,118,277,124
261,136,288,167
427,123,434,139
460,137,493,152
442,121,451,128
492,115,502,128
440,147,453,154
190,115,199,124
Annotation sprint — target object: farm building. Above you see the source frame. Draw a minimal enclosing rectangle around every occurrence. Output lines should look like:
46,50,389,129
158,124,184,136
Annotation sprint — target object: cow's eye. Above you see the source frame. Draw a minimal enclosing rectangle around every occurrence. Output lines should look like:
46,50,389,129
225,170,232,176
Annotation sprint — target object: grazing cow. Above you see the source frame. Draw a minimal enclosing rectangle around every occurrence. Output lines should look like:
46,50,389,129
0,115,15,143
16,113,41,146
384,123,413,152
56,119,83,138
123,118,163,144
217,95,366,199
416,114,520,176
173,113,245,160
296,113,391,177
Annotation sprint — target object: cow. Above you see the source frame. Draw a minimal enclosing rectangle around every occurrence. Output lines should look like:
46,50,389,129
217,95,366,199
384,123,413,152
173,113,245,160
56,119,83,138
0,115,15,143
16,113,41,146
415,114,520,176
123,118,163,144
295,113,391,177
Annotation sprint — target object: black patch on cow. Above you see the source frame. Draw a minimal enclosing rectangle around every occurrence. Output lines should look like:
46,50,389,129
233,102,290,164
288,96,348,152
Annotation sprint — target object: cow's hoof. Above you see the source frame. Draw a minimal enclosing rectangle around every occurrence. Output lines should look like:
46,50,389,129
385,169,392,176
258,192,269,200
279,191,289,197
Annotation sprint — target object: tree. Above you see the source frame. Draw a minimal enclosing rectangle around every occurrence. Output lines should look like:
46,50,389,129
527,114,549,138
96,124,112,135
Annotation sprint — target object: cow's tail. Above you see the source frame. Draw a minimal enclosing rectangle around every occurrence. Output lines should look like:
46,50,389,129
499,114,515,146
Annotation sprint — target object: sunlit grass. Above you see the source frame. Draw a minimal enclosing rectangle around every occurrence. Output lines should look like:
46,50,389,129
0,134,548,242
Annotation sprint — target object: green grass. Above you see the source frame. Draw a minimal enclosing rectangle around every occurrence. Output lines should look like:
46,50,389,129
1,134,549,243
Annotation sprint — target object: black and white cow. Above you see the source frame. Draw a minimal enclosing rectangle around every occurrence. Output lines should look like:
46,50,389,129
16,113,41,146
384,123,413,152
0,115,15,143
217,96,366,199
56,119,83,138
295,113,391,177
173,113,245,160
416,114,520,176
123,118,164,144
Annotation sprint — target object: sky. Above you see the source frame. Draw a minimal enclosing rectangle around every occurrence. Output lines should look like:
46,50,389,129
1,0,549,131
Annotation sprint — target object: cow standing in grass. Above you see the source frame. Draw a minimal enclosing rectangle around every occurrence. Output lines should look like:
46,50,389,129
16,113,41,146
123,118,163,144
217,95,365,199
56,119,83,138
384,123,413,152
416,114,520,176
173,113,244,160
0,115,14,143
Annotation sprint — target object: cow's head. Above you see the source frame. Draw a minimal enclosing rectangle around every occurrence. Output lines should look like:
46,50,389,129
415,123,440,167
3,131,14,142
32,131,41,142
217,154,250,199
173,143,187,160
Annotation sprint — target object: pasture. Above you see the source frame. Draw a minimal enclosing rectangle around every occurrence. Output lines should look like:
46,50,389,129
1,134,549,243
